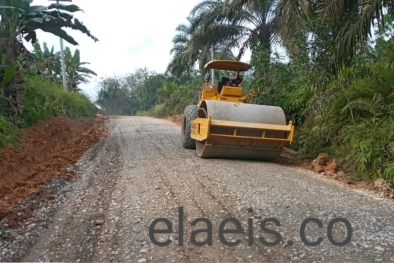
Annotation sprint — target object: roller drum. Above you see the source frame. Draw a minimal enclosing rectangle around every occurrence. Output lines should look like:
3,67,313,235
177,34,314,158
196,100,287,161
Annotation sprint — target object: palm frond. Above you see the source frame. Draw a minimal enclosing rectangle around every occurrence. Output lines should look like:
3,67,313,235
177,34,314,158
315,0,345,22
336,0,384,58
274,0,312,41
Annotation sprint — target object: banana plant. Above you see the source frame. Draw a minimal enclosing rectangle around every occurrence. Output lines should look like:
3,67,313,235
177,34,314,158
0,0,98,123
0,0,98,45
64,47,97,91
32,42,61,81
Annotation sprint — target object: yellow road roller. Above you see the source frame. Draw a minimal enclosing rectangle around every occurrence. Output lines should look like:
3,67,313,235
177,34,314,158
181,60,295,161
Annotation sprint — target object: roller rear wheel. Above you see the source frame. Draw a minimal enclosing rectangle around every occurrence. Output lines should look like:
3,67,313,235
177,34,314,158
181,105,198,149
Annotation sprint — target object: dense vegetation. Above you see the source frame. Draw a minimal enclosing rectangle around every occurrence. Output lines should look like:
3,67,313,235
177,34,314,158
97,0,394,185
0,0,98,147
95,69,202,117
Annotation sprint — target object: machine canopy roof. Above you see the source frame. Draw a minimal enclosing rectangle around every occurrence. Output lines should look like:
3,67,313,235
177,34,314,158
204,60,251,72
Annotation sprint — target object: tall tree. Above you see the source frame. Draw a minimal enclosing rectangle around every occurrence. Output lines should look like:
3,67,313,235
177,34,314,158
274,0,394,67
167,19,195,78
187,0,278,61
167,16,236,78
96,76,134,115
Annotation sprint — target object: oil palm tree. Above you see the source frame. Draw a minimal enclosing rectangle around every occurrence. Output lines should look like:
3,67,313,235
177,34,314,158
274,0,394,65
187,0,278,61
167,19,195,78
167,16,237,78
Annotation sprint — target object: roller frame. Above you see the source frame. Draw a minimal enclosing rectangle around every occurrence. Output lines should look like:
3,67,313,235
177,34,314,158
191,115,294,144
190,100,295,161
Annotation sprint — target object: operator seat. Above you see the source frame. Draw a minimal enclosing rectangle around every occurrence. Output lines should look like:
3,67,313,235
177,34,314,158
218,77,230,94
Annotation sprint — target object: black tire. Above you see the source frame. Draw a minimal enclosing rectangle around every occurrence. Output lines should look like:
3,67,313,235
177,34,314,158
181,104,198,149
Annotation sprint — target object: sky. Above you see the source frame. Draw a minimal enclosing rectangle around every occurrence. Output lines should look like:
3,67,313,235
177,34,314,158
29,0,251,102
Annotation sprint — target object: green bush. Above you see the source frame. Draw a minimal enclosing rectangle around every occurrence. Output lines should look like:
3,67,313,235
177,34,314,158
0,116,20,147
136,103,167,117
0,75,98,148
61,90,97,118
289,37,394,183
18,75,97,127
135,110,151,116
151,103,167,117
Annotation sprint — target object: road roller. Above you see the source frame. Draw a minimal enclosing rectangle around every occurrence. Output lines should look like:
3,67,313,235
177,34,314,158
181,60,295,161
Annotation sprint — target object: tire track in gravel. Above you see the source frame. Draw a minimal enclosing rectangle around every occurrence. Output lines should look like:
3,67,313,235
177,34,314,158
151,165,192,262
88,117,194,262
188,157,394,262
151,130,271,262
174,151,280,261
151,126,205,262
186,158,298,261
179,162,272,262
195,160,341,262
150,117,394,262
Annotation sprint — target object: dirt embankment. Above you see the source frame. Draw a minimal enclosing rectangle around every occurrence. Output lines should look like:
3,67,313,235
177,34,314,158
166,114,394,199
0,115,109,229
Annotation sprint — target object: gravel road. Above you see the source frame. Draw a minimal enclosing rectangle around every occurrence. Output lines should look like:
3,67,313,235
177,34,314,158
4,116,394,262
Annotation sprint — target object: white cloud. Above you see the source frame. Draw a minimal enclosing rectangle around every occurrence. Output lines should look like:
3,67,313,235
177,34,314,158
28,0,203,100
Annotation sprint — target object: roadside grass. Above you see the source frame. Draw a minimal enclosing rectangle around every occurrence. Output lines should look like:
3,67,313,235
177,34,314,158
0,75,98,148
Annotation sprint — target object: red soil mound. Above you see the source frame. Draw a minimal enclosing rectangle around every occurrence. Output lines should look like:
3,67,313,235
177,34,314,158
0,115,109,224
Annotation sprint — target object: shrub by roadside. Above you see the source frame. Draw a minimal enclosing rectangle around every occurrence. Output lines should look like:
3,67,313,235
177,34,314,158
0,75,98,148
136,103,167,118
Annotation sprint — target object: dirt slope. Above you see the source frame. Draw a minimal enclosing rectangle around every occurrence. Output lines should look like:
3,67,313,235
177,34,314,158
1,116,393,262
0,115,109,229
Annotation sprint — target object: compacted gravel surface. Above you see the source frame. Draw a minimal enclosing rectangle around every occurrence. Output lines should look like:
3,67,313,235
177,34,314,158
2,116,394,262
